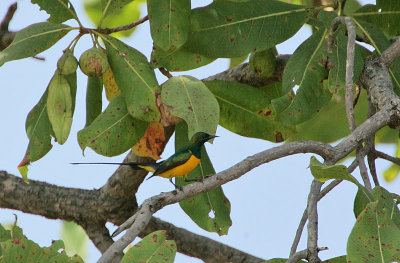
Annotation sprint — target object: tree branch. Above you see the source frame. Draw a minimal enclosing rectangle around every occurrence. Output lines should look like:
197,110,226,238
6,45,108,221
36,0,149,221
203,55,290,87
381,37,400,67
376,150,400,166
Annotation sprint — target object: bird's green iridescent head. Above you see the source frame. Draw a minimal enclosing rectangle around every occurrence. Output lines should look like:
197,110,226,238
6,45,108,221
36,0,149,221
189,132,217,146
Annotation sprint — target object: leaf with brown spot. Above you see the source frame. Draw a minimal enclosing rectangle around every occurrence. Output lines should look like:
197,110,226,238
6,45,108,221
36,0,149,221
161,76,219,138
151,45,215,72
0,225,83,262
185,0,307,57
103,35,161,122
78,93,147,157
347,201,400,262
0,22,72,67
132,122,165,160
279,28,331,125
148,0,190,51
121,230,176,263
205,80,294,142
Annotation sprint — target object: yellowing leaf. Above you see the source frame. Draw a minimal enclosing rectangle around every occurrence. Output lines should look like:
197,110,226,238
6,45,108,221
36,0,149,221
102,67,120,101
132,122,165,160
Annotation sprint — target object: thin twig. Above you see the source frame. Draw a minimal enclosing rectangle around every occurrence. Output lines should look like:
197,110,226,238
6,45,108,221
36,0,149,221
376,151,400,166
159,67,173,78
0,3,17,51
289,159,358,256
94,15,148,34
366,101,379,186
328,17,372,190
306,179,323,262
0,2,17,31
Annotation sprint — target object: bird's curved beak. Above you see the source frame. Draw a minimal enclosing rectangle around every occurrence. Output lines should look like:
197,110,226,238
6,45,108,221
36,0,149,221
208,134,218,142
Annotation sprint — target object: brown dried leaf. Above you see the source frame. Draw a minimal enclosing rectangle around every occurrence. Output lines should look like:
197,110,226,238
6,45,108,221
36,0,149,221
132,122,165,160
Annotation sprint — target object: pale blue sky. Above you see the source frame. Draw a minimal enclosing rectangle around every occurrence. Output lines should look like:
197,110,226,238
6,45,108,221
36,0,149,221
2,1,398,262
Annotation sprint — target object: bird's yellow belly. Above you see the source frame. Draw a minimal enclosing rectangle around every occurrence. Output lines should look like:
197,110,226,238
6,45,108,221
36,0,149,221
157,155,200,179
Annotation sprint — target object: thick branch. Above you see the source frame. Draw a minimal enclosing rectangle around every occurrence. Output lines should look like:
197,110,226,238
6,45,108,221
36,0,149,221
381,37,400,67
203,55,290,87
0,170,105,223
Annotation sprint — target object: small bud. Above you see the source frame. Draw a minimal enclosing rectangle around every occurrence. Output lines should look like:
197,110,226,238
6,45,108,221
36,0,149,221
57,50,78,75
249,48,277,78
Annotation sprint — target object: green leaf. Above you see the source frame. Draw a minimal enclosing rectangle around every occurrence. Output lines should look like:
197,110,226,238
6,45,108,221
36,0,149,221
0,23,71,66
352,1,400,37
1,225,83,263
19,79,56,173
205,80,295,142
0,224,11,242
60,221,88,260
372,186,400,226
0,224,11,257
100,0,134,20
161,76,219,139
185,0,308,58
102,34,161,122
278,28,331,125
151,45,215,71
342,0,361,14
77,93,147,156
84,0,144,38
354,186,371,218
121,230,176,263
47,71,74,145
310,157,375,208
322,256,347,263
229,55,249,68
31,0,77,23
175,122,232,235
309,156,361,186
148,0,190,51
347,201,400,262
351,19,400,91
85,77,103,127
327,30,364,93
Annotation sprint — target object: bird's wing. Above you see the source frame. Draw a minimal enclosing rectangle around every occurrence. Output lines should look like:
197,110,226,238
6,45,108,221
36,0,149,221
153,149,192,176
